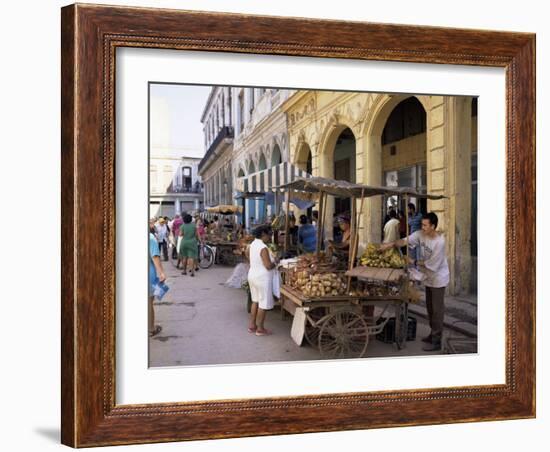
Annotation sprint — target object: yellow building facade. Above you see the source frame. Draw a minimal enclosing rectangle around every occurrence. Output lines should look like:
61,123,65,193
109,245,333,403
282,91,477,295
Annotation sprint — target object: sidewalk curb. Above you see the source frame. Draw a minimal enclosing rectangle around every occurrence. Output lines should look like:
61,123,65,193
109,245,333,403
408,304,477,339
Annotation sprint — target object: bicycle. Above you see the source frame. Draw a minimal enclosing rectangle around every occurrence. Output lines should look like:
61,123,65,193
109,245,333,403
198,242,214,269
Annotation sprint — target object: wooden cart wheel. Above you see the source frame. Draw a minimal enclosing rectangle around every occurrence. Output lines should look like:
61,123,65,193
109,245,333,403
318,310,369,359
303,307,327,347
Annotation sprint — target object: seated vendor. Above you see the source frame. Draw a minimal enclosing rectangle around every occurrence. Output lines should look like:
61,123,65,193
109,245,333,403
327,215,351,259
223,218,234,231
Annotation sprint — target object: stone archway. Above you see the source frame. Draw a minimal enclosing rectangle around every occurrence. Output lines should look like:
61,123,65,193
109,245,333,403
271,144,282,166
247,160,256,175
363,94,430,244
365,94,473,295
294,141,312,174
382,97,428,217
258,152,267,171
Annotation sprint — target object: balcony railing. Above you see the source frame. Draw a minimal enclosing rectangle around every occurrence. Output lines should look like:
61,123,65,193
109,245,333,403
151,184,203,195
198,126,234,173
168,184,203,194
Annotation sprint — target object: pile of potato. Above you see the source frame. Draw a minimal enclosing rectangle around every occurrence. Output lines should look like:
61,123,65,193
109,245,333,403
360,243,407,269
293,272,348,298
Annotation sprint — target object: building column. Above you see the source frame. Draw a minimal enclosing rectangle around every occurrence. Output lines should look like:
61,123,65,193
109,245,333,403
218,171,223,205
244,88,253,124
254,88,262,107
363,130,382,245
317,139,335,241
354,135,368,252
446,97,472,295
175,199,181,215
426,96,472,295
224,87,231,126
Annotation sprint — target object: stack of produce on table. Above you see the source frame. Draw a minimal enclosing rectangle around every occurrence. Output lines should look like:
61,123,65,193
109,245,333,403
270,212,286,230
287,253,348,297
292,271,348,298
294,253,334,273
359,243,407,268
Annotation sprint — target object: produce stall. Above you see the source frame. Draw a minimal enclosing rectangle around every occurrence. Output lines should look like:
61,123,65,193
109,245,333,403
279,253,409,358
276,176,445,358
205,205,244,265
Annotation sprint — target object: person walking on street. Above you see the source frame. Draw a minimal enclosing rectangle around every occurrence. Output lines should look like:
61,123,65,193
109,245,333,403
155,217,169,261
196,218,207,242
171,214,183,262
380,212,449,351
149,230,166,337
194,218,207,272
247,225,278,336
179,214,199,277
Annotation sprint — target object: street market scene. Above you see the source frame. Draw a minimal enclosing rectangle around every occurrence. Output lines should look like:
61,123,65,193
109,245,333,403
148,84,478,367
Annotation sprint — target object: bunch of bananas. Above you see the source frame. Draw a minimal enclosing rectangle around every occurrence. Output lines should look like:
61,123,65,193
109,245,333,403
360,243,407,268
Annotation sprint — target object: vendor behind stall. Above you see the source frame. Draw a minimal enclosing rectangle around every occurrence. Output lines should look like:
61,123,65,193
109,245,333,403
328,215,351,259
297,214,317,253
223,218,234,231
380,212,449,352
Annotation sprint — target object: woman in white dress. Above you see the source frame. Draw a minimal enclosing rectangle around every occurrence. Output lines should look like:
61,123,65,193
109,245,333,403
247,225,278,336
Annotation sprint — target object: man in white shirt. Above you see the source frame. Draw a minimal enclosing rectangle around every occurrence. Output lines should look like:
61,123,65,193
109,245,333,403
380,212,449,351
154,217,169,261
383,209,401,243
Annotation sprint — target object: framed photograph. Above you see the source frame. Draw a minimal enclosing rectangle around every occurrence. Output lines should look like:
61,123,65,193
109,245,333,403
61,3,535,447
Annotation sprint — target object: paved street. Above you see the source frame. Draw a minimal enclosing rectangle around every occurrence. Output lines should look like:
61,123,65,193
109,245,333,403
149,261,465,368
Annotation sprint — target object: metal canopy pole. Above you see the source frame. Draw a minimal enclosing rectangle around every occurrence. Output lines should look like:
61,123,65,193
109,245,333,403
316,192,325,256
347,189,365,292
284,188,292,254
348,194,357,270
322,192,328,255
396,193,411,348
405,194,410,263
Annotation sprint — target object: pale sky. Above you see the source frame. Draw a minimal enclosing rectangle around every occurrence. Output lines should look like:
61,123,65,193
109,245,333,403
150,83,211,155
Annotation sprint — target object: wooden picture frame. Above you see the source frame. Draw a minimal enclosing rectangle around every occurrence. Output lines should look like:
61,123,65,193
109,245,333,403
61,3,535,447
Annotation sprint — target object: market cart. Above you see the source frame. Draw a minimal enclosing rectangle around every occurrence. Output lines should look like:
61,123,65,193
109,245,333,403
205,205,244,265
276,176,444,359
279,260,412,358
207,238,243,265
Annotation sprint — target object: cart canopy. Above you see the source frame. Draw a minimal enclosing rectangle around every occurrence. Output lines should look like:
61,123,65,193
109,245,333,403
206,205,243,214
276,176,446,200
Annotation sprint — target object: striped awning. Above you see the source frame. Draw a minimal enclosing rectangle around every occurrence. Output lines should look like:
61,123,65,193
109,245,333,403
235,162,311,194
